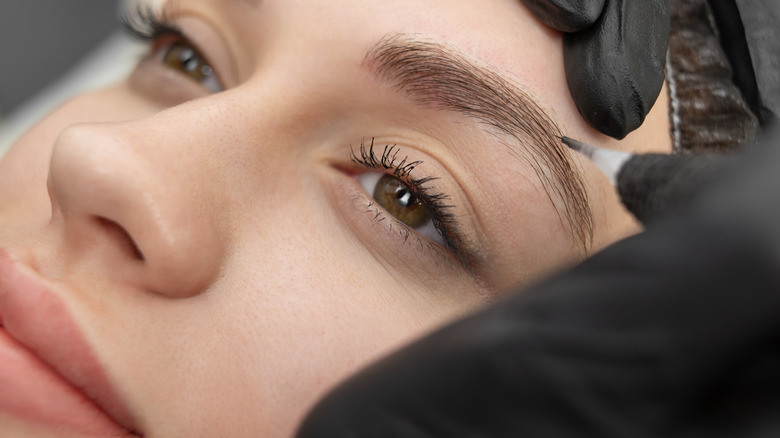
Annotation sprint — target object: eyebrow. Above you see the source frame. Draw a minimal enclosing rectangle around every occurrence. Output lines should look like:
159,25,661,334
363,35,593,252
233,0,260,7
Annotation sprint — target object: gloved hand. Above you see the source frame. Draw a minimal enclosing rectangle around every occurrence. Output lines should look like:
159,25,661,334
295,126,780,438
521,0,670,139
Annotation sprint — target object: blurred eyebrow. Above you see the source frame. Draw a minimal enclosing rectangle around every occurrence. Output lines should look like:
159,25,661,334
230,0,260,8
364,35,593,252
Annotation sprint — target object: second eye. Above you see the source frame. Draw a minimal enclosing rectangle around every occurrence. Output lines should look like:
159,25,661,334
154,39,223,93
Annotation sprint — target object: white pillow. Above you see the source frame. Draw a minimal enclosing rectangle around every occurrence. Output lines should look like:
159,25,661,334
0,32,144,158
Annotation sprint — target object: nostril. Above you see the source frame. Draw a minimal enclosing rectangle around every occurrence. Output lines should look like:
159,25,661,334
94,217,145,261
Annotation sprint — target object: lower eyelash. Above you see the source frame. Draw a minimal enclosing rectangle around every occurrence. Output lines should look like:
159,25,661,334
362,199,454,265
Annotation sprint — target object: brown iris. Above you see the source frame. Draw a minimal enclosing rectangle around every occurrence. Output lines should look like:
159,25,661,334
162,41,214,83
374,174,431,229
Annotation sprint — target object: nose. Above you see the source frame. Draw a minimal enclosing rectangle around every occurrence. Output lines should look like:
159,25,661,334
47,123,224,298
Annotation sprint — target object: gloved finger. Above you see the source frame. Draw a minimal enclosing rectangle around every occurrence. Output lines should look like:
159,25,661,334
564,0,670,139
520,0,606,32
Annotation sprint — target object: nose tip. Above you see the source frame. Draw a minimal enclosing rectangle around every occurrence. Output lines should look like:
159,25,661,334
48,124,224,298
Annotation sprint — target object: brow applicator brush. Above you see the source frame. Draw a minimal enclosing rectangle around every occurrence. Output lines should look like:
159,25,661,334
561,136,733,224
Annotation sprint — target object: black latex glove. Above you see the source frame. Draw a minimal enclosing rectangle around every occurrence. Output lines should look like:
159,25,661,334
295,126,780,438
521,0,670,139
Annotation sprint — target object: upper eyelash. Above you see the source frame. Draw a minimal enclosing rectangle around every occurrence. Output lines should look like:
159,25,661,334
349,138,472,270
350,137,423,180
120,3,181,42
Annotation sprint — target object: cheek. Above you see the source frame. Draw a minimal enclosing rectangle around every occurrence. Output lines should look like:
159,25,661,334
175,249,451,435
104,195,475,435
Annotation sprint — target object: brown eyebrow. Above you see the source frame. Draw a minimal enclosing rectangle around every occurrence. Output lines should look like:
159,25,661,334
232,0,260,7
363,35,593,252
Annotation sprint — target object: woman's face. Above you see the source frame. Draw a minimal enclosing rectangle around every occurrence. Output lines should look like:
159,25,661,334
0,0,671,436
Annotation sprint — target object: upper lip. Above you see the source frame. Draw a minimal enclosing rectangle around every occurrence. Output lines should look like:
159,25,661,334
0,248,140,435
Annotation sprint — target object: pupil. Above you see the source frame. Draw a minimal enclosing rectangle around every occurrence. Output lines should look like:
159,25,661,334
180,49,198,71
396,188,413,207
373,174,431,230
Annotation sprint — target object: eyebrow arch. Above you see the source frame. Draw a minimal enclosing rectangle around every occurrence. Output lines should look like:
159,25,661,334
363,34,593,252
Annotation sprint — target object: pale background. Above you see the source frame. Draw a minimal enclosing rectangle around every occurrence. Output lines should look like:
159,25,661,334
0,1,143,157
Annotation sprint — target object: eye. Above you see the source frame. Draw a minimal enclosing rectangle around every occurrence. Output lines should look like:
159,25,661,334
357,172,443,245
153,38,223,93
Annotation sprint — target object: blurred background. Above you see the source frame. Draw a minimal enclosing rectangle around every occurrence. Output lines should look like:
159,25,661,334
0,1,142,156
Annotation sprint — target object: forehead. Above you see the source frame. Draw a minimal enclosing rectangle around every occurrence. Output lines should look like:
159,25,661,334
172,0,565,107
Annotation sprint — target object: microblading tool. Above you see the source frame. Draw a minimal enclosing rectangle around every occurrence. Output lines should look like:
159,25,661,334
562,136,733,224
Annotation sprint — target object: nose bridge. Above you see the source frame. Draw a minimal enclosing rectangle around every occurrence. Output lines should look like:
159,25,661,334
48,120,225,298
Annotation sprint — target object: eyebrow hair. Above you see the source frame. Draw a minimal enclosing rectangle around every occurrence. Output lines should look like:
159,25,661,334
232,0,260,7
364,35,593,252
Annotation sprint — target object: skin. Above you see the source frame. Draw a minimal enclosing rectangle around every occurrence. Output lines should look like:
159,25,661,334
0,0,671,436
